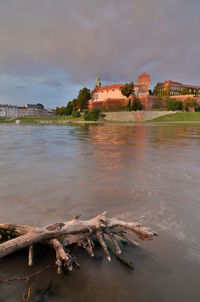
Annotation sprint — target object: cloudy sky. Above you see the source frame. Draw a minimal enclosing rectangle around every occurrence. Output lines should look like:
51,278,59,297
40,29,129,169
0,0,199,107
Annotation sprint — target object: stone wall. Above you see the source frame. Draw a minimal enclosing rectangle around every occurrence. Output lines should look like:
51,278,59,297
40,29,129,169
89,96,158,110
173,95,200,104
103,111,175,122
89,98,130,110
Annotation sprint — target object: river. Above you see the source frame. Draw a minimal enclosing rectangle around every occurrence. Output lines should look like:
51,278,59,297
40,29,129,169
0,123,200,302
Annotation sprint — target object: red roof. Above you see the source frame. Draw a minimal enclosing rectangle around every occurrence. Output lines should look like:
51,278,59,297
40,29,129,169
97,84,124,91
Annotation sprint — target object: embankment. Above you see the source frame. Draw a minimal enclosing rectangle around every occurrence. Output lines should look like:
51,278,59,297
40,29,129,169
103,111,175,122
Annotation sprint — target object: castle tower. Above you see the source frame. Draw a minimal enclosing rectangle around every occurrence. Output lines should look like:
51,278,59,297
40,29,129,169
138,72,150,96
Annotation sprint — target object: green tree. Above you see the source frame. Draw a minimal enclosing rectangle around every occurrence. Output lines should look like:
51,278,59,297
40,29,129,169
195,89,199,97
77,87,91,111
56,106,66,116
71,98,79,110
152,98,164,110
166,98,182,111
153,82,164,96
128,99,132,111
65,101,73,115
183,98,196,111
194,104,200,112
132,98,143,111
181,88,190,95
72,108,81,118
84,109,101,121
120,82,134,99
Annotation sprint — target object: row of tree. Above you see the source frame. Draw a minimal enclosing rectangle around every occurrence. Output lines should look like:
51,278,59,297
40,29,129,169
56,87,91,116
153,97,200,111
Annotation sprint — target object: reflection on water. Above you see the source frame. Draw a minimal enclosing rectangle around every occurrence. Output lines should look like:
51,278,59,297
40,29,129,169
0,124,200,302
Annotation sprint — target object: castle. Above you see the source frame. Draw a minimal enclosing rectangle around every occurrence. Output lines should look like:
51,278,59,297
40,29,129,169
89,72,150,110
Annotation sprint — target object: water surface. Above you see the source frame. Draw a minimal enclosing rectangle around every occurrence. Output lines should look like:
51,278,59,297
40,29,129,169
0,124,200,301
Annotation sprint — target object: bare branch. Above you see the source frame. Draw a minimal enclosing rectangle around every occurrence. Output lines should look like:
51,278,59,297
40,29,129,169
96,230,111,262
28,245,34,266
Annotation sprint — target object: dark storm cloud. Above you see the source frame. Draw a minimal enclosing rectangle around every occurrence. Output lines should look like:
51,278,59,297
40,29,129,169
0,0,200,106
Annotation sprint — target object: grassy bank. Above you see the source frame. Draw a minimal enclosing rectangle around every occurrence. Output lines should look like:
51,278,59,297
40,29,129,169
2,112,200,124
0,115,84,124
151,112,200,122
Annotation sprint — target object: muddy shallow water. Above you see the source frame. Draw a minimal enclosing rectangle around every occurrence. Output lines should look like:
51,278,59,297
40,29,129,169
0,123,200,302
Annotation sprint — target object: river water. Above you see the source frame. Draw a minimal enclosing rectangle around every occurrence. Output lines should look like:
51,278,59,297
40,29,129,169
0,123,200,302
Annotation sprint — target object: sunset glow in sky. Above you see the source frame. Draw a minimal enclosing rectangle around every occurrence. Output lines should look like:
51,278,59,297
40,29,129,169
0,0,200,107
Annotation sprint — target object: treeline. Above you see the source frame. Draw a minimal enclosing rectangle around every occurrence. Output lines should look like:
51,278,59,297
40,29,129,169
153,97,200,111
56,87,91,117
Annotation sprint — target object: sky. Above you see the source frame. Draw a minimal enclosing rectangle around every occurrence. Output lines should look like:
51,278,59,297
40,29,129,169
0,0,200,108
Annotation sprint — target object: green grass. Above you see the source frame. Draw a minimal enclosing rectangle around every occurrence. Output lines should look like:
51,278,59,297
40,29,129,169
0,118,6,123
20,115,84,123
151,112,200,122
0,115,84,124
0,117,16,123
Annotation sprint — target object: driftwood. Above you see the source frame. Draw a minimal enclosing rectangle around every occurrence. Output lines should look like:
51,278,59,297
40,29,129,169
0,212,157,273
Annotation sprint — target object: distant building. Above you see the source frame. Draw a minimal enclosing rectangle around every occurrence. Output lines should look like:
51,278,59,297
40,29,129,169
0,105,6,117
89,73,150,110
0,103,54,118
0,105,19,118
163,80,200,96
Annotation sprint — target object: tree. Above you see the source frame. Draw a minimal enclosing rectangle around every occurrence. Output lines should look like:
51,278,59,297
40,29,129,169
132,98,143,111
195,89,199,97
183,98,196,111
56,106,66,116
167,98,183,111
153,82,164,96
77,87,91,111
181,88,190,95
194,104,200,112
128,99,131,111
72,108,81,118
120,82,134,99
65,101,73,115
71,98,79,110
84,109,101,121
152,98,167,110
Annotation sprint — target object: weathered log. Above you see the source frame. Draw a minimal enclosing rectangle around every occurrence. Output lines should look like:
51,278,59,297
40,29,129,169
0,212,157,273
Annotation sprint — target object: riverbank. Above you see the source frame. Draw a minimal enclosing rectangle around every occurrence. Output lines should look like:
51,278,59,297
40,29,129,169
0,115,85,125
150,112,200,122
1,111,200,124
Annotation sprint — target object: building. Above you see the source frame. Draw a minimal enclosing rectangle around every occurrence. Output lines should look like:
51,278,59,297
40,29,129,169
89,73,150,110
0,105,19,118
135,72,150,96
24,103,53,116
0,103,55,118
0,105,6,117
163,80,200,96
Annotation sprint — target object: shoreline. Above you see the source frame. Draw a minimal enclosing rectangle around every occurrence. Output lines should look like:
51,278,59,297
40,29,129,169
1,112,200,125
